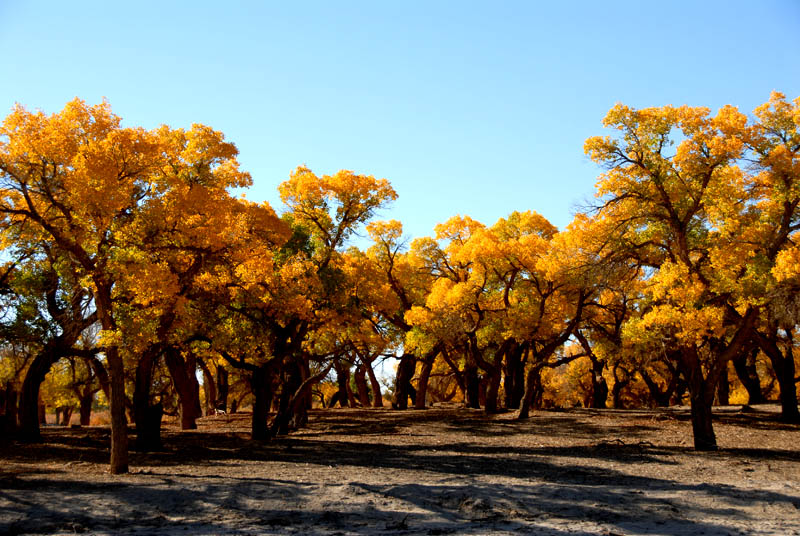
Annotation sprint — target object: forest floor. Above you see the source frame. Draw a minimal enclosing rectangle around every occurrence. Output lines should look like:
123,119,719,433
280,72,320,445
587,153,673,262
1,404,799,535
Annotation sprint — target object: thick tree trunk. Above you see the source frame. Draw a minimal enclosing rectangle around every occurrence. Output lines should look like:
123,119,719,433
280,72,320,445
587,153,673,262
591,369,609,409
105,345,129,473
518,366,542,419
19,347,60,441
587,351,609,409
59,406,74,426
464,364,480,409
354,365,371,407
330,359,352,408
164,348,202,430
733,348,766,405
504,344,526,410
484,368,502,414
93,280,129,474
689,393,717,451
756,333,800,422
133,349,162,452
611,365,630,409
774,353,800,423
364,361,383,408
217,366,229,412
272,359,302,436
574,332,608,409
680,347,717,451
79,393,93,426
394,354,416,410
415,352,436,409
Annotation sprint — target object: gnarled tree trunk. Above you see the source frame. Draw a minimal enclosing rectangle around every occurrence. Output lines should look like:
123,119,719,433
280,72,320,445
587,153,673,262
364,361,383,408
680,346,717,450
394,353,417,410
504,343,526,410
733,347,766,405
354,364,371,407
19,347,61,441
415,348,439,409
463,363,480,409
756,332,800,423
164,347,202,430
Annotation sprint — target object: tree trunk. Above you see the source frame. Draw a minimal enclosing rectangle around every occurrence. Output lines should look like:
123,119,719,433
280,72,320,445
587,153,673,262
587,350,608,409
164,348,202,430
774,353,800,422
504,344,526,409
133,348,162,451
680,346,717,451
757,332,800,422
79,393,93,426
733,347,766,405
415,352,436,409
217,366,229,412
59,406,73,426
331,359,352,408
484,368,502,414
611,365,630,409
394,354,416,410
105,344,130,473
94,280,129,474
518,366,542,419
272,359,302,436
364,361,383,408
197,358,217,416
354,365,371,407
251,366,272,441
574,332,608,409
689,392,717,450
19,347,60,440
591,368,609,409
464,364,480,409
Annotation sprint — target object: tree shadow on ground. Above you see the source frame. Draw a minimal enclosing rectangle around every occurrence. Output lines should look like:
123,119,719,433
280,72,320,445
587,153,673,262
1,406,798,535
1,444,797,535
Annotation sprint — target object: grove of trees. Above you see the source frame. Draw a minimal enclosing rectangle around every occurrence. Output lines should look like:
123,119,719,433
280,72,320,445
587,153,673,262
0,93,798,473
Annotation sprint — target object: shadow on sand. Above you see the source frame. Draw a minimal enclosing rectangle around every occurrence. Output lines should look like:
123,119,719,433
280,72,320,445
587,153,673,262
1,407,798,535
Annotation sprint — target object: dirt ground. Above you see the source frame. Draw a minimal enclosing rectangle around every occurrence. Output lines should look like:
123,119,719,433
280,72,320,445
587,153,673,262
1,404,799,535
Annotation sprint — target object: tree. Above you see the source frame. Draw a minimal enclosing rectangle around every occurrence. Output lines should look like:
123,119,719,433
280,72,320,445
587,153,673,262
744,93,800,422
0,100,258,471
584,101,764,449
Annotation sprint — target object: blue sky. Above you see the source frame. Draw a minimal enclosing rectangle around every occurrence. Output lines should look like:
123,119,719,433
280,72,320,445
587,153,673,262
1,0,798,242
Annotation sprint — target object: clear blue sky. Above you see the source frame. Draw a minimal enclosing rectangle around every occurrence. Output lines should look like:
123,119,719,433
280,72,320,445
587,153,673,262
1,0,798,241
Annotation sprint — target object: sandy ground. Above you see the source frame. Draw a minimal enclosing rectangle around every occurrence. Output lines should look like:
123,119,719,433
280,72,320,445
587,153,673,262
1,404,799,535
